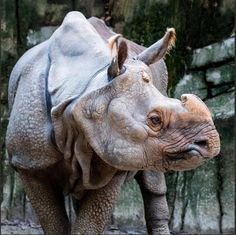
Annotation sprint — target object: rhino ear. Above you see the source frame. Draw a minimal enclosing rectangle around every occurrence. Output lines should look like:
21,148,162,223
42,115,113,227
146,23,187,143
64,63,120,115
136,28,176,65
107,35,128,81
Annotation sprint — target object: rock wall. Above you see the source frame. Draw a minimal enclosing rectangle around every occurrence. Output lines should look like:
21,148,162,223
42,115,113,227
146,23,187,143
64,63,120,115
1,0,234,233
168,37,235,233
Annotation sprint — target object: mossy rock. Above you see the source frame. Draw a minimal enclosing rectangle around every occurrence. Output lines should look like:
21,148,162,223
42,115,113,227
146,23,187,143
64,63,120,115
205,91,234,120
167,160,220,233
215,117,234,233
206,62,234,85
113,180,144,226
174,72,207,100
27,26,58,46
191,37,235,68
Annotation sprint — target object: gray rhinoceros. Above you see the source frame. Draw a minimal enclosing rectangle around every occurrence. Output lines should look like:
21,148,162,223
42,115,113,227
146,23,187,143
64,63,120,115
6,11,220,234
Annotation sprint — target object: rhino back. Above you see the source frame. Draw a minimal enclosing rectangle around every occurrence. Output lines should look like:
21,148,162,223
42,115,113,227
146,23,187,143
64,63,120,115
6,41,62,170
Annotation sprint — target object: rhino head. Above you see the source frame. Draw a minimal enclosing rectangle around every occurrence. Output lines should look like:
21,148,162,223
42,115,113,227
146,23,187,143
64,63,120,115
53,28,220,174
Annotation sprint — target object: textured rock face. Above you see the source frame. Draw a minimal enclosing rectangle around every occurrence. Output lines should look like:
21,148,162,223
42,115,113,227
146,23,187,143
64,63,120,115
166,163,221,233
169,37,235,233
206,62,234,85
217,117,234,233
191,37,234,68
174,72,207,100
113,180,144,226
206,92,234,120
27,26,58,46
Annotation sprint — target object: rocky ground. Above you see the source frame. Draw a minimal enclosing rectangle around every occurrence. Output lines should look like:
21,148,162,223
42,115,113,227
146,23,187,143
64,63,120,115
1,220,43,235
1,220,147,235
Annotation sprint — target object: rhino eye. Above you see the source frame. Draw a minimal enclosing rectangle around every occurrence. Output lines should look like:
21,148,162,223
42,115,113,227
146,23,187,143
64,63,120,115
150,115,161,125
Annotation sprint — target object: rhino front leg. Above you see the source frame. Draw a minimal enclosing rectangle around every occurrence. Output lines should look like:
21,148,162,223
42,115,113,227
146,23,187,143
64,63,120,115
72,172,127,234
18,169,71,235
135,170,170,235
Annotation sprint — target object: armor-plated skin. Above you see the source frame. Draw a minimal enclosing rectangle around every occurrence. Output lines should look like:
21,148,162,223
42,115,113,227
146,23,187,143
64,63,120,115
6,12,220,235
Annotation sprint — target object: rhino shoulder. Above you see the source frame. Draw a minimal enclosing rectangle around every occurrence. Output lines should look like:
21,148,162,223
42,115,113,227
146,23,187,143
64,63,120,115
6,40,63,170
8,41,50,111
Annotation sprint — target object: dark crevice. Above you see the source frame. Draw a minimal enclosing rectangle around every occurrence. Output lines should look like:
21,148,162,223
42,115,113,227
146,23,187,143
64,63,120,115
210,81,234,88
71,0,76,11
23,191,26,220
180,171,194,232
189,57,234,72
15,0,21,56
216,154,224,233
203,88,234,101
68,196,72,222
8,169,15,219
201,66,234,101
169,172,179,227
202,68,212,100
103,0,112,26
180,172,187,231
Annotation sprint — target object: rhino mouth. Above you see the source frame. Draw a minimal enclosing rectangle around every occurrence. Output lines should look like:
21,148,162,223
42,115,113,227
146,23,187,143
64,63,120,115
166,142,207,161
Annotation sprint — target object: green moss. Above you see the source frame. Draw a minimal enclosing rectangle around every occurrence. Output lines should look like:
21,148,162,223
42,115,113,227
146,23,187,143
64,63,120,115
205,91,234,119
122,0,234,94
206,62,234,85
122,0,192,93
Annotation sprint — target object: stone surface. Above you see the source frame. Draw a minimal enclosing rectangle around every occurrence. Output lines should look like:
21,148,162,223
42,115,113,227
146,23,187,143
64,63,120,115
174,72,207,100
191,37,234,68
44,3,71,25
215,117,235,233
167,172,185,232
27,26,58,46
0,83,8,101
205,91,234,120
74,0,104,18
113,180,144,227
1,223,146,235
211,85,234,97
167,160,220,233
206,62,234,85
183,160,220,233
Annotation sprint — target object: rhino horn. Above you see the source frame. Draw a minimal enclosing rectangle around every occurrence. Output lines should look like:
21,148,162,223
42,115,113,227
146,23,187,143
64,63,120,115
108,34,122,56
108,35,128,81
181,94,212,118
136,28,176,65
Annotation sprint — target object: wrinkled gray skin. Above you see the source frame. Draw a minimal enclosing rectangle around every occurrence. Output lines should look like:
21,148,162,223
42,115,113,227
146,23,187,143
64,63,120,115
6,12,220,235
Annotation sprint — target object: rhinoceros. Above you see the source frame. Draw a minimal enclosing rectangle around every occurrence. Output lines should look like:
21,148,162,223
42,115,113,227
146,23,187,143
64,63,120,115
6,11,220,234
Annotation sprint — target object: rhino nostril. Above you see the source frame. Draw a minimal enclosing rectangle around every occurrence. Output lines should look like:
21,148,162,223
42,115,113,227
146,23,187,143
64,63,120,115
193,140,208,148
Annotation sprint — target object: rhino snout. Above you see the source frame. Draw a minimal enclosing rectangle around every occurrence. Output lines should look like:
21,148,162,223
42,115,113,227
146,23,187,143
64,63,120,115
181,94,212,119
186,133,220,159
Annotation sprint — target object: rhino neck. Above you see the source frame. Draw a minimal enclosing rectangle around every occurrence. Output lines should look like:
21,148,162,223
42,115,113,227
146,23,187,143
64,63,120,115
78,63,110,97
